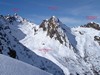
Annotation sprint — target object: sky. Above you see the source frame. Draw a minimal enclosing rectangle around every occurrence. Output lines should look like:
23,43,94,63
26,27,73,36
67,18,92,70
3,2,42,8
0,0,100,27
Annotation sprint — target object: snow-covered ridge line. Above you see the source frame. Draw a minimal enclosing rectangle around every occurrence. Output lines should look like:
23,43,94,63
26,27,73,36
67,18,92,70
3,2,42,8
0,14,100,75
0,14,65,75
0,54,52,75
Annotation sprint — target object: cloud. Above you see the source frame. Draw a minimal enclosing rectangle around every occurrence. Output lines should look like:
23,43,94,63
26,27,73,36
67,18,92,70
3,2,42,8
59,17,89,26
60,17,82,23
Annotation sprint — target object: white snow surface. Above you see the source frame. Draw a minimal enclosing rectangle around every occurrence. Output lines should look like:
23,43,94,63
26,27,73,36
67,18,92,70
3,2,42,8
12,15,70,75
0,15,65,75
13,16,90,75
0,54,52,75
0,14,100,75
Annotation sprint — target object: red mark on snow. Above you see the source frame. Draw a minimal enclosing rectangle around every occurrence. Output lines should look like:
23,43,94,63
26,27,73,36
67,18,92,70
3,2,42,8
48,6,58,10
86,16,97,20
39,48,51,54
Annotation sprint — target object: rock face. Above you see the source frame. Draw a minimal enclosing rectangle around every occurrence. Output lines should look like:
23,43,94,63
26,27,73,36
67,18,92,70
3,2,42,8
40,17,63,43
40,16,71,47
0,14,100,75
0,15,65,75
82,22,100,30
94,36,100,45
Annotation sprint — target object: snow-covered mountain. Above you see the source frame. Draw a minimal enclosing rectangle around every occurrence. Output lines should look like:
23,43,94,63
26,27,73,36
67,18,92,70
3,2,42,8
0,54,52,75
0,14,65,75
0,14,100,75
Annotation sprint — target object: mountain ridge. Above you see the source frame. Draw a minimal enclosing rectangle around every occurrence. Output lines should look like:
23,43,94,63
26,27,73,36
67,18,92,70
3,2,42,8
0,14,100,75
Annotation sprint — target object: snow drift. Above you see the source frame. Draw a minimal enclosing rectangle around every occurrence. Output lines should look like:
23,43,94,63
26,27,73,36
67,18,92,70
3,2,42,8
0,54,52,75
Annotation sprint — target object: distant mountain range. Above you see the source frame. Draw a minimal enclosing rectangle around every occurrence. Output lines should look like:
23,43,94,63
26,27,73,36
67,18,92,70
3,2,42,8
0,14,100,75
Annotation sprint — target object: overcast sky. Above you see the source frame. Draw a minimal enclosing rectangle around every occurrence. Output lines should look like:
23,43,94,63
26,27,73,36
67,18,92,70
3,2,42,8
0,0,100,27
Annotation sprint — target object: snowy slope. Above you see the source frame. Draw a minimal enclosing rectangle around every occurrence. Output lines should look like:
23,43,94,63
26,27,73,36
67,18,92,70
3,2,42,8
0,54,52,75
0,14,100,75
72,23,100,75
0,14,65,75
11,15,93,75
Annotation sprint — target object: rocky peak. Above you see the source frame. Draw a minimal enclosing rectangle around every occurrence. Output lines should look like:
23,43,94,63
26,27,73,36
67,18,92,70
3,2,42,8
39,16,59,30
39,16,68,46
0,15,65,75
39,19,49,31
81,22,100,30
48,16,60,24
5,14,27,24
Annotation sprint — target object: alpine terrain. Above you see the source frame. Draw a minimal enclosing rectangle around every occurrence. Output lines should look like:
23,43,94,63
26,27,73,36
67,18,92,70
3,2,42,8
0,14,100,75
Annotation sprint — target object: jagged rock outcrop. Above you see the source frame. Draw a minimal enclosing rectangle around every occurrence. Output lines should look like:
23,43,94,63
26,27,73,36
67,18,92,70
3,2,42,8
0,14,65,75
40,16,70,46
94,36,100,45
81,22,100,30
1,14,100,75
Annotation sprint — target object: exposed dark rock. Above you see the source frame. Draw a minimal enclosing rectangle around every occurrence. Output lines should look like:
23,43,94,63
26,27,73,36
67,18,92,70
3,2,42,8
39,17,67,45
79,31,84,35
6,16,16,24
82,22,100,30
8,47,16,58
0,48,2,54
4,26,10,30
94,36,100,45
94,36,100,41
39,20,47,31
